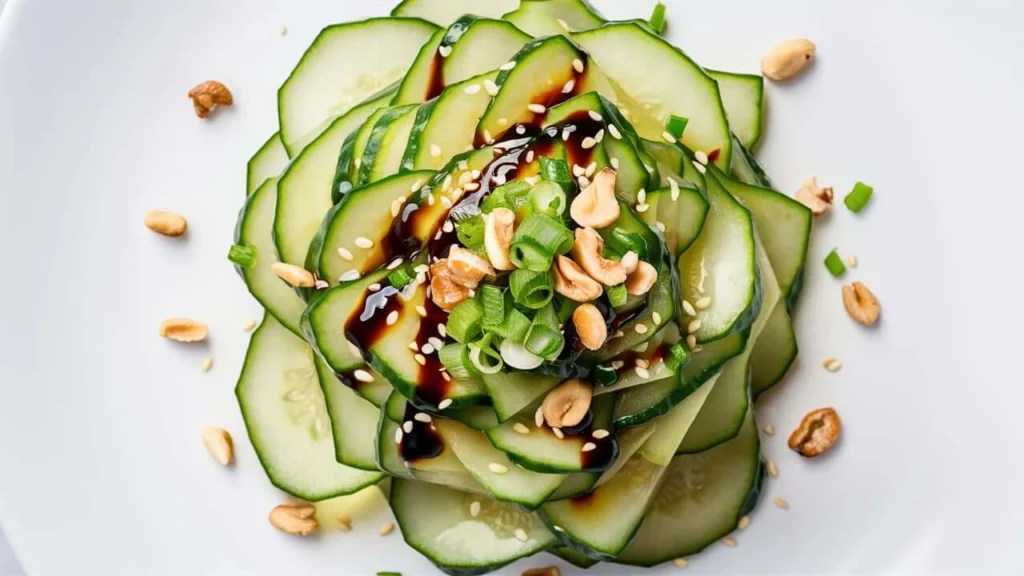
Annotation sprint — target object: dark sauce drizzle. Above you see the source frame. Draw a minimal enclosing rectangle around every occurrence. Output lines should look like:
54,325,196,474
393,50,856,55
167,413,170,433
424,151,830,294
397,403,445,462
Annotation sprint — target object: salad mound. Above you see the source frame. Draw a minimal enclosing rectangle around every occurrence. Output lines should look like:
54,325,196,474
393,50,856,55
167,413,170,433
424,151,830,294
230,0,814,573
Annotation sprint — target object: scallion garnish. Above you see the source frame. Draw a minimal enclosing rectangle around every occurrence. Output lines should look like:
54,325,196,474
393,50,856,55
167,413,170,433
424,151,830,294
455,214,485,251
447,298,483,343
227,244,256,269
595,364,618,387
388,266,414,289
649,2,667,34
556,297,579,323
487,308,531,342
509,269,555,309
606,284,628,308
539,156,573,192
665,342,690,371
844,181,873,213
527,181,567,218
608,228,648,260
439,343,474,379
666,115,688,139
480,284,506,327
510,214,573,271
468,334,503,374
482,180,530,213
377,572,402,576
525,303,563,358
824,249,846,277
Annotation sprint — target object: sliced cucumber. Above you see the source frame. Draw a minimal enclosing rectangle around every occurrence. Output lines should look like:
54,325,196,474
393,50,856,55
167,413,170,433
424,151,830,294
391,0,518,26
510,0,605,32
277,18,437,154
547,471,599,501
390,478,556,575
447,405,500,431
394,28,446,104
404,71,498,171
638,377,718,465
573,22,732,169
549,546,600,569
586,262,675,363
340,107,389,185
678,170,760,343
433,419,566,508
314,354,381,471
750,304,798,397
640,183,708,257
481,371,561,421
729,135,773,189
307,171,434,286
707,70,764,150
616,410,763,567
274,92,392,268
443,18,531,85
593,423,657,487
246,133,287,195
502,7,565,38
486,395,617,473
358,105,420,185
378,394,471,475
235,315,383,501
233,178,306,336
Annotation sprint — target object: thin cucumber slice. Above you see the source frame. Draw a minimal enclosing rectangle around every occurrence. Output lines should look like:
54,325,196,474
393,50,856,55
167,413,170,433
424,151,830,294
443,18,531,85
678,170,760,343
390,479,556,575
358,105,420,185
447,405,500,431
232,178,306,336
307,171,434,286
433,419,566,508
750,304,798,397
640,183,709,257
314,354,381,471
638,378,717,465
246,133,287,195
586,261,675,363
547,471,599,501
341,107,389,185
481,371,561,421
403,71,498,171
729,135,773,189
595,323,680,396
642,139,686,182
593,423,657,486
277,18,437,154
377,394,471,475
616,410,764,567
394,28,446,104
573,22,732,169
235,315,383,501
486,395,616,474
274,92,392,268
549,546,600,569
506,0,605,32
391,0,518,26
502,8,566,38
707,70,764,150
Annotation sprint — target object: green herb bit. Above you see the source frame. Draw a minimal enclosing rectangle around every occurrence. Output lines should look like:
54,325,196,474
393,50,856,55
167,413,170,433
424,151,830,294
510,269,555,309
607,284,628,308
482,180,531,213
844,181,874,213
227,244,256,269
538,156,573,192
665,115,688,139
528,181,567,218
447,299,483,343
824,249,846,277
665,342,690,371
480,284,506,327
388,266,415,289
455,215,485,250
377,571,402,576
649,2,667,34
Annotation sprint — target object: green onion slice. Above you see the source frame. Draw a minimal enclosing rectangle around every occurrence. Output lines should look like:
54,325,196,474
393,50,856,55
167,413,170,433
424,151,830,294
227,244,256,269
824,249,846,277
649,2,667,34
539,156,574,192
666,115,688,139
455,215,485,251
439,343,474,379
528,180,567,218
468,335,503,374
480,284,505,327
487,308,531,342
665,342,690,372
447,299,483,343
509,269,555,309
606,284,628,308
844,181,874,213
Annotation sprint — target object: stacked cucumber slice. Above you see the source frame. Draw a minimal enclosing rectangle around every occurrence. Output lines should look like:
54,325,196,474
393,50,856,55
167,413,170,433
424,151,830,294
231,0,812,573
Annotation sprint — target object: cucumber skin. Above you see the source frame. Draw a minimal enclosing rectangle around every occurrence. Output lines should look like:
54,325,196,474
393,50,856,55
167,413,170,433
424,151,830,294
549,546,601,569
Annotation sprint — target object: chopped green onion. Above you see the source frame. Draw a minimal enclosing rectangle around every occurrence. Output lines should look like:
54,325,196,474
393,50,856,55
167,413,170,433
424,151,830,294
649,2,667,34
524,323,562,358
487,308,531,342
844,181,874,213
556,297,579,323
509,269,555,309
500,339,545,370
377,572,402,576
666,115,688,139
455,215,485,250
388,266,414,289
539,156,573,192
447,299,483,343
528,181,567,218
480,285,506,327
439,343,474,379
606,284,628,308
824,249,846,277
469,334,503,374
665,342,690,372
482,180,531,213
595,364,618,387
227,244,256,269
510,241,554,272
513,214,573,256
607,228,648,260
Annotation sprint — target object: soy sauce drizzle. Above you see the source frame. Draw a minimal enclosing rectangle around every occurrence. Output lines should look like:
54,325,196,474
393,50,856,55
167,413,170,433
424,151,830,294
398,403,445,462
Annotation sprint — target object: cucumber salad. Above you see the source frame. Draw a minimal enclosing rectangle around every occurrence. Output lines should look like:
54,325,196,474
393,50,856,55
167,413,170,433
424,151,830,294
229,0,814,572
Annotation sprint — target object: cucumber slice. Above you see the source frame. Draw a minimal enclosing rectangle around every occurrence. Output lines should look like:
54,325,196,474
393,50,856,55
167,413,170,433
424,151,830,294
616,410,764,567
486,395,617,473
707,70,764,150
404,71,498,171
394,28,446,104
750,304,798,397
573,22,732,169
638,377,718,465
586,261,675,363
233,178,306,336
443,18,531,85
277,18,437,154
678,170,760,343
729,135,773,189
390,479,556,575
481,371,561,421
378,393,471,474
504,0,605,32
502,8,565,38
306,171,434,286
549,546,600,569
433,419,566,508
592,423,657,487
357,105,420,185
314,354,381,471
274,92,392,268
235,315,383,501
547,471,599,501
246,133,287,195
447,405,500,431
341,107,389,185
642,139,686,183
391,0,519,26
640,183,709,257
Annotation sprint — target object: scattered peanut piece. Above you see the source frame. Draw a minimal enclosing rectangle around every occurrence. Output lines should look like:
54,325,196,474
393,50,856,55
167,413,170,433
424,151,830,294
842,281,881,326
672,558,689,568
188,80,233,118
201,427,233,465
144,210,188,237
269,503,319,535
243,320,258,332
761,38,816,82
773,497,791,510
159,318,208,342
822,357,842,372
271,262,316,288
788,407,841,458
379,522,396,536
572,303,608,350
521,566,560,576
202,358,213,372
541,379,593,428
795,177,833,216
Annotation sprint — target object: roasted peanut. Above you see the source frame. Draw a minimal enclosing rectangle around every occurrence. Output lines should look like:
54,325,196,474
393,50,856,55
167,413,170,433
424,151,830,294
159,318,208,342
269,503,319,535
795,177,833,216
541,379,593,428
570,168,620,228
552,255,602,302
572,303,607,350
571,227,626,286
188,80,233,118
788,407,841,458
842,281,880,326
201,427,234,465
270,262,316,288
429,260,471,311
521,567,561,576
144,210,188,237
625,261,658,296
761,38,816,82
484,208,515,270
447,246,495,288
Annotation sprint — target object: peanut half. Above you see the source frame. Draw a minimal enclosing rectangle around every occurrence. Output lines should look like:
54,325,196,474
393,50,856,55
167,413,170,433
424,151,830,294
269,503,319,535
761,38,816,82
541,379,593,429
842,281,881,326
188,80,233,118
201,427,234,466
794,177,833,216
159,318,208,342
144,211,188,237
788,407,841,458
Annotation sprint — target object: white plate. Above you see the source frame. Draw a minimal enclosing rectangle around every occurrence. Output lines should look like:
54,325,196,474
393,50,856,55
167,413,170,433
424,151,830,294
1,0,1023,574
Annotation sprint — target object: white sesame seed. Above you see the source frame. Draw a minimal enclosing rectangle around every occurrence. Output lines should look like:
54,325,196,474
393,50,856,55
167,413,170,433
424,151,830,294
652,312,663,324
385,311,399,326
428,337,443,350
441,196,452,208
469,501,481,517
722,537,738,548
202,358,213,372
588,110,603,122
764,424,775,436
471,170,481,179
687,319,703,334
552,427,565,439
379,522,395,536
526,103,547,114
610,157,620,169
581,137,597,149
488,462,508,474
608,124,622,139
354,157,362,168
592,429,610,439
669,178,680,200
437,399,452,411
414,353,427,366
430,144,442,158
767,460,779,477
595,128,605,143
525,150,535,163
644,163,654,174
582,442,597,452
441,371,451,382
562,128,572,141
610,360,625,370
500,60,517,71
738,515,751,530
534,406,545,427
636,203,649,213
672,558,689,568
692,161,707,174
553,525,565,532
695,296,712,309
635,324,649,334
577,176,591,188
585,162,597,177
354,369,374,383
338,270,361,282
558,18,571,31
243,320,258,332
387,257,404,270
637,189,647,204
656,221,666,232
694,150,709,165
635,358,650,369
848,254,859,267
426,192,435,206
368,283,382,292
438,44,452,58
464,182,480,191
464,84,481,95
483,129,495,144
403,421,413,433
513,423,530,435
686,334,697,350
635,366,650,379
484,79,499,96
561,78,576,94
414,412,432,423
395,427,403,444
408,342,419,351
774,497,790,510
442,220,454,233
337,247,354,261
662,131,678,143
514,528,529,542
683,300,697,316
572,58,584,73
391,199,403,217
823,358,842,372
612,329,624,339
314,279,329,289
438,323,447,338
421,343,435,355
355,237,374,249
572,164,584,177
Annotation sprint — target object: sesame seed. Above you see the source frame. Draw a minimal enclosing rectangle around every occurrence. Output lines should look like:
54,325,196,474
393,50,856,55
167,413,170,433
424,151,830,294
572,164,585,177
394,427,403,444
369,283,382,292
379,522,395,536
314,279,329,289
483,129,495,144
692,346,703,353
553,526,565,532
562,78,576,93
552,427,565,439
562,128,572,141
403,421,413,433
661,131,678,143
421,343,435,355
572,58,584,73
635,366,650,379
595,128,605,143
438,324,447,337
682,301,697,317
686,334,697,350
558,17,571,31
516,125,527,135
338,270,361,282
500,60,516,71
636,203,649,213
644,163,654,174
464,182,480,191
464,84,481,95
428,337,443,350
469,501,481,517
636,358,650,369
513,423,530,435
430,144,442,158
767,460,779,477
525,150,535,163
534,406,544,427
484,79,499,96
722,537,737,548
633,342,649,353
592,429,610,439
608,124,622,140
610,157,620,169
438,44,452,58
414,412,432,423
588,110,603,122
280,26,288,36
578,176,591,188
581,442,597,452
764,424,775,436
202,358,213,372
652,312,663,324
337,247,354,261
355,237,374,249
408,342,419,351
354,157,361,169
491,174,507,186
414,353,427,366
441,372,451,382
441,196,452,208
635,324,649,334
471,170,481,179
738,515,751,530
695,296,712,309
581,137,597,149
773,497,790,510
514,528,529,542
442,220,454,233
848,254,859,267
387,257,404,270
694,150,709,165
692,161,707,174
354,369,374,383
672,558,689,568
489,462,508,474
669,178,680,200
585,162,597,177
823,358,842,372
243,320,258,332
687,319,702,334
637,189,647,204
610,360,625,369
386,311,399,326
391,199,403,217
